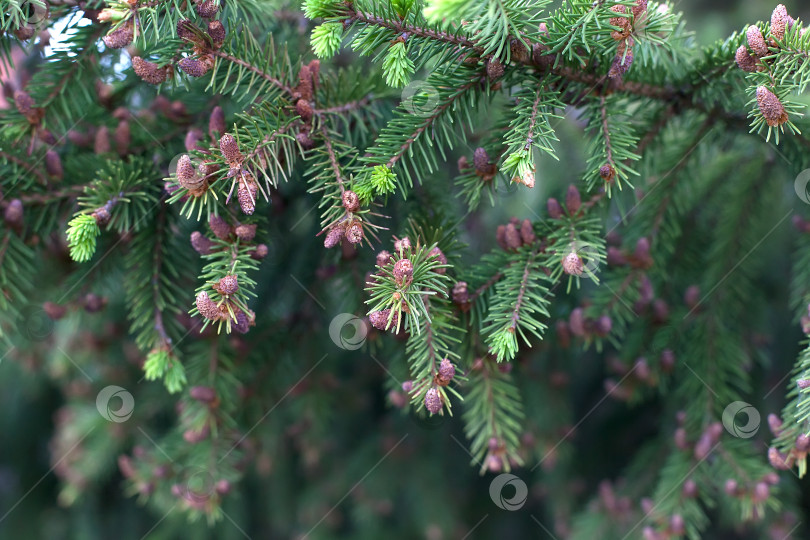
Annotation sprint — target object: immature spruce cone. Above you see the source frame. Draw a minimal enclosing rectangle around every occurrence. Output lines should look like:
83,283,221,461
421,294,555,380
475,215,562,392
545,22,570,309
217,274,238,295
486,58,504,80
189,386,217,403
634,237,651,265
219,133,243,165
190,231,215,255
237,174,258,215
92,207,111,226
208,214,232,240
509,38,529,63
200,161,220,182
38,128,56,145
296,64,314,101
595,314,613,336
517,167,536,188
45,150,63,180
4,199,23,226
94,126,111,154
734,45,759,69
752,482,769,503
394,236,412,254
747,26,769,57
342,190,360,212
452,280,469,303
113,107,130,121
345,222,363,244
196,291,223,320
424,388,442,414
655,350,674,374
565,184,581,214
296,99,313,122
13,24,36,41
207,20,226,47
369,309,398,331
376,250,391,268
131,56,167,84
177,19,199,41
547,198,562,219
103,22,134,49
296,131,314,150
609,5,631,39
768,447,791,470
185,128,203,152
183,426,209,444
179,56,210,77
177,155,205,192
496,225,507,250
457,155,469,172
473,147,491,173
83,293,105,313
393,258,413,287
669,515,685,536
13,90,35,117
43,301,67,320
771,4,789,42
520,219,535,245
196,0,218,18
756,86,789,127
562,252,584,276
437,358,455,385
531,42,555,69
606,246,627,266
232,309,251,334
251,244,268,259
324,226,343,248
368,310,387,331
235,224,257,242
608,47,634,79
115,120,130,155
631,0,647,20
504,223,521,250
209,106,225,140
428,246,447,274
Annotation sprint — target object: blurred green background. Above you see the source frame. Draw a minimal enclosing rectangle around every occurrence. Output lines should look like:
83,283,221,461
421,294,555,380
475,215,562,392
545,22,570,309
2,1,810,539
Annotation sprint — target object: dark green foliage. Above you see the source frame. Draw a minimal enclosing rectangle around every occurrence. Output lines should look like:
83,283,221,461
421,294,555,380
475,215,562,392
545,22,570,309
3,0,810,538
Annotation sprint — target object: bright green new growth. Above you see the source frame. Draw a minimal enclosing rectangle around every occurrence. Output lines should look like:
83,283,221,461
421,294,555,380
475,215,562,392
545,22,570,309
3,0,810,537
310,22,343,58
143,348,187,393
382,41,415,87
66,214,100,263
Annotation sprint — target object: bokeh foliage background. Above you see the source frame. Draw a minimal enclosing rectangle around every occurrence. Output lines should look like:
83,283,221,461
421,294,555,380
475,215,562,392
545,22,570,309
2,0,810,539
